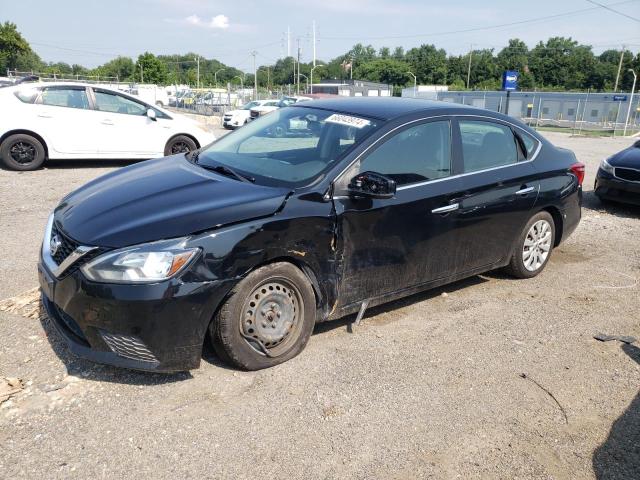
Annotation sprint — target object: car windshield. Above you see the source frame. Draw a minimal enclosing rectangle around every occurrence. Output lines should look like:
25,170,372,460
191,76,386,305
241,101,260,110
195,106,381,188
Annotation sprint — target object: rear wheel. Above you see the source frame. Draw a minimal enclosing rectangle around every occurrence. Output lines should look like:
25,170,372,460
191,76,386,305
210,262,316,370
504,211,555,279
164,135,197,156
0,134,46,171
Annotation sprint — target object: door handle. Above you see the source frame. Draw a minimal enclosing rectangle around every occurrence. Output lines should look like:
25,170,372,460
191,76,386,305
37,114,53,118
431,203,459,214
101,119,114,125
515,186,535,196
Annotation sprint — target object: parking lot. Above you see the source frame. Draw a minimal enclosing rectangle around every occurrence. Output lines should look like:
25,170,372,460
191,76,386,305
0,130,638,479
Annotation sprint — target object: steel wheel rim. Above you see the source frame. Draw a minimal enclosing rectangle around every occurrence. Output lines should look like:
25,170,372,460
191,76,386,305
171,141,191,154
523,219,552,272
240,277,304,357
9,141,37,164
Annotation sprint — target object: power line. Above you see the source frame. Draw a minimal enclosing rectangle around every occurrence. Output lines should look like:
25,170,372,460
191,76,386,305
317,0,639,41
585,0,640,22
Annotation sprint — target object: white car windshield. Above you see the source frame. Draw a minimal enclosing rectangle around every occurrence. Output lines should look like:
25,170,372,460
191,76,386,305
194,106,381,188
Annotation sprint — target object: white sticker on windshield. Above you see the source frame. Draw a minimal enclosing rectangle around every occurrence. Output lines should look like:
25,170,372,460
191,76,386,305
325,114,371,129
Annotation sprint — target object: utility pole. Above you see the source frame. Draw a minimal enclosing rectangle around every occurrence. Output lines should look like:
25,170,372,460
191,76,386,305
251,51,257,100
195,56,200,89
287,26,291,57
140,64,144,83
297,38,301,94
466,44,473,89
312,20,317,68
623,69,637,136
614,45,625,93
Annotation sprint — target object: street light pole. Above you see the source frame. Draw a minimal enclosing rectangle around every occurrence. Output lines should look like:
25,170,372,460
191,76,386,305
406,71,417,97
623,69,637,137
299,74,309,93
214,68,225,88
310,64,324,94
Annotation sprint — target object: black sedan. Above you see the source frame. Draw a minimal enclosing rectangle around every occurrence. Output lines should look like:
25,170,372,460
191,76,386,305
38,98,583,372
595,140,640,206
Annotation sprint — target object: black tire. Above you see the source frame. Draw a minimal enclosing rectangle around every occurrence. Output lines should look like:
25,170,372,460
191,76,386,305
164,135,197,156
0,134,46,171
504,211,556,279
210,262,316,370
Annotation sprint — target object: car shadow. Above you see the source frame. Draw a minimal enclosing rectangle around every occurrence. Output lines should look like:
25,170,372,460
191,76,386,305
41,159,142,170
582,190,640,219
592,343,640,479
313,275,489,336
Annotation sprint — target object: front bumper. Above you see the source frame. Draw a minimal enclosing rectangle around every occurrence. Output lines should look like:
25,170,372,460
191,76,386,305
595,169,640,206
38,257,234,372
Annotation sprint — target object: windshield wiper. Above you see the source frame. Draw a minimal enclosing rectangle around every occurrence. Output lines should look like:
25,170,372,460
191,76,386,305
200,163,255,183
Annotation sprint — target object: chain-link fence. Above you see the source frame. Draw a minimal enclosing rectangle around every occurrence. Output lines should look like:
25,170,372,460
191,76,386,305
430,90,640,136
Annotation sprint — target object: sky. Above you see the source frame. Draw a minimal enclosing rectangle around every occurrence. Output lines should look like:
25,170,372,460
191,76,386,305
2,0,639,72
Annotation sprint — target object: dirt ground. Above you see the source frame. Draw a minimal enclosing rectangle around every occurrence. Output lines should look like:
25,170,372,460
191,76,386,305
0,129,639,479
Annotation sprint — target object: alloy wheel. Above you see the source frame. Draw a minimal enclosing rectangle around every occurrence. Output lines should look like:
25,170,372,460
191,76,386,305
523,219,552,272
9,141,37,165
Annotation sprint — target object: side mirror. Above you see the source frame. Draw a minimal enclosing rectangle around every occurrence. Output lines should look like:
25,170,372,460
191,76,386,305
146,108,157,121
348,171,396,200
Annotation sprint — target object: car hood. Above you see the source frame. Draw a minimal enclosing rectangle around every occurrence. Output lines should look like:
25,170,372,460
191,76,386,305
226,109,248,116
609,145,640,168
54,156,291,248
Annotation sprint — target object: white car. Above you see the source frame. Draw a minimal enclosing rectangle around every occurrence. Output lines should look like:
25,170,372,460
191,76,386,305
248,96,312,121
0,82,215,171
222,100,280,129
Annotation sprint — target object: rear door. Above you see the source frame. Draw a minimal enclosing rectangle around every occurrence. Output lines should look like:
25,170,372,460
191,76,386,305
36,86,97,155
444,118,540,272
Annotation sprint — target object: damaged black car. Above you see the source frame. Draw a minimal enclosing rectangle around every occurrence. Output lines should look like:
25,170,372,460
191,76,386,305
38,98,583,372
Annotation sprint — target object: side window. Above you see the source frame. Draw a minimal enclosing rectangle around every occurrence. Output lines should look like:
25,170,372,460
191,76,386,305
357,120,451,186
459,120,517,173
41,87,89,109
93,90,147,116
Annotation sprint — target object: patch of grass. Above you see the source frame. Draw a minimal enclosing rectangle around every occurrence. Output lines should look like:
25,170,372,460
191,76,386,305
533,126,639,138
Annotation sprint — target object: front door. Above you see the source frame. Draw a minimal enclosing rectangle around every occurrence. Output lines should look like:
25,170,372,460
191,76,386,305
333,119,464,309
91,88,166,157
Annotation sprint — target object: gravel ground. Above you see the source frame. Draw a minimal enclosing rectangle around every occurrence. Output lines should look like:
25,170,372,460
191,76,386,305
0,129,639,479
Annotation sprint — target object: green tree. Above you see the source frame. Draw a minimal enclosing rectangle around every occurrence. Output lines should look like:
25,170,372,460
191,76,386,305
405,44,448,84
0,22,33,72
135,52,167,84
353,58,412,85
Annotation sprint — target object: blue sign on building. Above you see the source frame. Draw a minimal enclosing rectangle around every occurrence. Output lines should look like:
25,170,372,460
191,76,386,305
502,71,518,91
613,95,628,102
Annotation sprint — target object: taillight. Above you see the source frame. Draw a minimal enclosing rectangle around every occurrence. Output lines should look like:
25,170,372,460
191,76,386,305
570,162,585,186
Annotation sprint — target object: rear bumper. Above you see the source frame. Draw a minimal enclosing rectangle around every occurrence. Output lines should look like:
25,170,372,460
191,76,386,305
595,170,640,206
38,257,234,373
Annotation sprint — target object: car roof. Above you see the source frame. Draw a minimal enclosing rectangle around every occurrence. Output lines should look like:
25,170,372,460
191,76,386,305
297,96,483,121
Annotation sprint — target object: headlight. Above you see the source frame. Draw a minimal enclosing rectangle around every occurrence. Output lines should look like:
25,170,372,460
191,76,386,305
81,239,199,283
600,158,615,175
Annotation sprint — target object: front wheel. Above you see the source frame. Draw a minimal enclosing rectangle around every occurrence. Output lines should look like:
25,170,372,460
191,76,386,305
0,134,46,171
164,135,197,156
210,262,316,370
504,211,555,279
